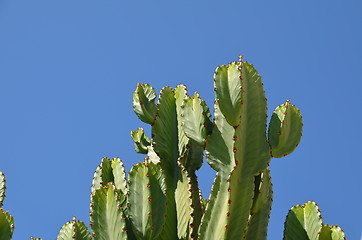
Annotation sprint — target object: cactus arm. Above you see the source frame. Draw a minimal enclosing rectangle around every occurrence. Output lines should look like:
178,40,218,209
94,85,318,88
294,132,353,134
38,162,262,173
178,140,204,172
146,146,161,164
152,86,180,181
91,158,127,195
244,169,273,240
175,85,190,155
0,172,13,240
90,183,128,240
57,218,91,240
128,162,166,239
133,83,157,124
174,168,192,239
56,221,73,240
319,225,346,240
214,63,243,126
151,86,180,239
131,128,151,154
181,92,212,146
110,158,127,194
0,208,14,240
283,201,323,240
223,170,254,240
268,101,303,158
91,157,114,193
177,88,212,238
205,103,236,176
200,59,270,240
232,61,270,176
0,172,5,208
225,62,270,239
187,171,203,239
198,174,229,240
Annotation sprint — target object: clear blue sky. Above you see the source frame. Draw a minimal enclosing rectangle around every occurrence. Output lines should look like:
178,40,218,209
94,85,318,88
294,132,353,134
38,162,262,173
0,1,361,239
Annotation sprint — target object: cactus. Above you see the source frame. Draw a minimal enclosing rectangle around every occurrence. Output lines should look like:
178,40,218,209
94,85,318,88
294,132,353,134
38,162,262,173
0,56,345,239
0,172,14,240
284,201,346,240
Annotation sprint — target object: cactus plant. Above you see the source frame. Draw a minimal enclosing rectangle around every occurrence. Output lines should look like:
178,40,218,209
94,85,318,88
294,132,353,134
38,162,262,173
0,56,345,239
0,172,14,240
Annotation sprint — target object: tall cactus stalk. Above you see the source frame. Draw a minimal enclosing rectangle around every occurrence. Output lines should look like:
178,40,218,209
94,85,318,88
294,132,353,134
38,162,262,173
0,56,346,239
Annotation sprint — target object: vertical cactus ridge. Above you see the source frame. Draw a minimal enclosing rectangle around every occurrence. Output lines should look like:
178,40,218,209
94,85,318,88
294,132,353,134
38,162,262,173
0,208,14,240
225,60,270,239
91,157,127,195
175,85,190,156
283,201,323,240
175,168,193,239
133,83,157,124
152,86,180,182
127,162,167,240
200,58,270,240
187,171,203,239
151,86,180,239
131,128,151,154
111,158,128,194
319,225,346,240
57,217,91,240
198,174,229,240
244,169,273,240
232,61,270,176
90,183,128,240
181,92,213,146
214,62,243,127
92,157,113,193
205,103,236,176
146,145,161,164
268,100,303,158
178,138,204,173
0,172,6,208
225,168,255,240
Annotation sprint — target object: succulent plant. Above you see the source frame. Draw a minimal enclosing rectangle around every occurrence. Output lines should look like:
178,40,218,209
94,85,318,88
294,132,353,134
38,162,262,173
0,171,14,240
0,56,345,239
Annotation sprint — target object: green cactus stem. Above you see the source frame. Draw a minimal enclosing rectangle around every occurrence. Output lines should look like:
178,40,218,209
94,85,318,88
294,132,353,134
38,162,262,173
91,157,127,195
0,208,14,240
283,201,345,240
319,225,346,240
0,172,5,208
131,128,151,154
127,162,166,239
57,217,91,240
268,100,303,158
244,169,273,240
199,59,271,240
284,201,323,240
133,83,158,125
0,172,13,240
90,183,128,240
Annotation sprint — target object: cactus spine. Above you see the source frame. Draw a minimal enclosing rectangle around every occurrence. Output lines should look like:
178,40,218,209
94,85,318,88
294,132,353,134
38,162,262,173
0,56,345,239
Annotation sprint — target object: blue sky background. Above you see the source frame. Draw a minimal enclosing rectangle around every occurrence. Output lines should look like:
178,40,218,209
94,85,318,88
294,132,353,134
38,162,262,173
0,1,361,239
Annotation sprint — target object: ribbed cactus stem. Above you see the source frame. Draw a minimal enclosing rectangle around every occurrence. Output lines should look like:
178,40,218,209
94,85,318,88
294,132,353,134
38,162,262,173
57,217,91,240
0,172,6,208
